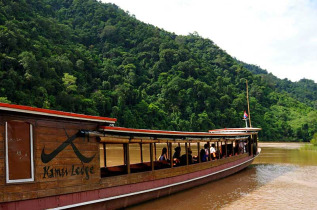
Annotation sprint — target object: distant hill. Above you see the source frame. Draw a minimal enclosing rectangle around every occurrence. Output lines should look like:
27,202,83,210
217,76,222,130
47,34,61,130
0,0,316,141
237,60,317,109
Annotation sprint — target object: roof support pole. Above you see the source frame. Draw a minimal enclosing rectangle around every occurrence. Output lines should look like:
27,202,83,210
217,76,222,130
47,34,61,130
169,142,173,168
225,140,227,158
103,142,106,167
216,141,219,159
185,142,188,165
208,142,211,161
139,143,143,163
150,143,154,171
154,143,157,160
197,142,201,163
124,143,130,174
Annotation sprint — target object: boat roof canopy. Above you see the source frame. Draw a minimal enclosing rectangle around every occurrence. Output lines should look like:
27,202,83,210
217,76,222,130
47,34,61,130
209,128,262,134
99,126,258,140
0,102,117,124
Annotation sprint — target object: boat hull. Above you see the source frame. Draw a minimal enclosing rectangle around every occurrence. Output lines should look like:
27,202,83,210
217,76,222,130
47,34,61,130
1,154,257,210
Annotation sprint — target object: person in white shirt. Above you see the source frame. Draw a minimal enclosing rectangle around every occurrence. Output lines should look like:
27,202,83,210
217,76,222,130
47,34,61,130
210,144,216,159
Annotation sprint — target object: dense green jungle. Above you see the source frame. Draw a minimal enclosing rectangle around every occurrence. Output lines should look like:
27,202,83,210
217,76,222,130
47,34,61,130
1,0,317,141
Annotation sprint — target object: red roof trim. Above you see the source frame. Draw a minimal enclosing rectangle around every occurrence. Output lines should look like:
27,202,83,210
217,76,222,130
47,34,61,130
100,126,254,137
0,103,117,123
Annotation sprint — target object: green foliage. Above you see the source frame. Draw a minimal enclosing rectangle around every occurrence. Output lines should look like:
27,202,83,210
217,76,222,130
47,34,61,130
62,73,77,93
0,97,11,103
311,133,317,146
240,60,317,109
0,0,316,142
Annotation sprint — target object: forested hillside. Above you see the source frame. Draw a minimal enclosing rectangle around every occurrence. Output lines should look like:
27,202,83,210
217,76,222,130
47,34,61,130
238,60,317,109
0,0,316,141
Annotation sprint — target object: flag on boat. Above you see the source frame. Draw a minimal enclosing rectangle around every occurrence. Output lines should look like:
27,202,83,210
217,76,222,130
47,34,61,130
243,111,248,119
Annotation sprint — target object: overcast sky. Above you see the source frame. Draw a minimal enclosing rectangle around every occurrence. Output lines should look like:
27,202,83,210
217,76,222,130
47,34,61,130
104,0,317,83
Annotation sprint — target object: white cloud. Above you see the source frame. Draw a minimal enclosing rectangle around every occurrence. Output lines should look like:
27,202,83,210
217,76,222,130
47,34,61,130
104,0,317,82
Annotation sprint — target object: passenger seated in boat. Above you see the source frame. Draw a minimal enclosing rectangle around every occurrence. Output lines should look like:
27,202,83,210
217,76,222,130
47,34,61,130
204,144,209,161
200,148,206,162
238,141,244,154
173,146,181,164
210,144,216,160
216,149,220,159
180,148,193,165
159,147,167,161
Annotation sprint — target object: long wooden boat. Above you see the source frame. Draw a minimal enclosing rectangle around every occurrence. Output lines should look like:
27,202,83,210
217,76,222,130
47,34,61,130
0,102,261,209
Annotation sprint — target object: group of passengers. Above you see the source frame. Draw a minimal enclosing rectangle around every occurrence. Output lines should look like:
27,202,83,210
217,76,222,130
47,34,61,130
200,143,216,162
159,141,247,166
159,146,193,165
159,144,218,165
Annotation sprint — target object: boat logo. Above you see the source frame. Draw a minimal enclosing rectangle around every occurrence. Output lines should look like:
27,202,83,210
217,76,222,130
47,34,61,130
41,130,95,163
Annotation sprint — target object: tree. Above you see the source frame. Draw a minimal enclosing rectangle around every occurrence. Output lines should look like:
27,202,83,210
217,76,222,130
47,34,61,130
311,133,317,146
62,73,77,93
0,97,11,103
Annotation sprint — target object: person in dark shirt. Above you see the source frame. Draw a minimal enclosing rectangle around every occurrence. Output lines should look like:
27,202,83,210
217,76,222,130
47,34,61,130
200,148,206,162
173,146,181,165
180,147,193,165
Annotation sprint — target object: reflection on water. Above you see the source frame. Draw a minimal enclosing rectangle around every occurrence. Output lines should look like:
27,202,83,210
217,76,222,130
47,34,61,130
126,143,317,209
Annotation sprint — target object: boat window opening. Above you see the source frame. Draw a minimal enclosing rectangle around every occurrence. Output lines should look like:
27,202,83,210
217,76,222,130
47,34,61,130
142,144,151,163
155,143,171,170
227,142,234,157
5,121,34,183
100,143,126,177
129,143,152,174
129,143,141,164
100,137,255,178
189,143,199,164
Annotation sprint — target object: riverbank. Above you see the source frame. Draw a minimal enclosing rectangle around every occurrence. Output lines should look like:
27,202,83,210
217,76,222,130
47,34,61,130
300,144,317,151
258,142,304,149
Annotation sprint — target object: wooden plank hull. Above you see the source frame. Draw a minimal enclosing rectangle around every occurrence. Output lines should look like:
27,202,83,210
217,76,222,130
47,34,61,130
0,154,257,210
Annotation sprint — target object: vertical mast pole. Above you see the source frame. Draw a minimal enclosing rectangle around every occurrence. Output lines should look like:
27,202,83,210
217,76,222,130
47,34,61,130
246,80,252,128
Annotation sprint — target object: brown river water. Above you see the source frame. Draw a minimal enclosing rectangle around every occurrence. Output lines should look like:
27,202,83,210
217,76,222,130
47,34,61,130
109,142,317,210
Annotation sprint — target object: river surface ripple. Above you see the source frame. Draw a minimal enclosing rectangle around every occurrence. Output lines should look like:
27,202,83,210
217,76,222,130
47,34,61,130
127,142,317,210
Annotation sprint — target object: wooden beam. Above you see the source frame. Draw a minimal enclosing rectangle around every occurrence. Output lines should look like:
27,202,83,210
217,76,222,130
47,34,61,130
208,142,211,161
140,143,143,163
217,141,219,159
254,134,258,153
225,141,228,157
197,142,201,163
99,136,223,144
150,143,154,171
103,142,106,167
185,142,188,165
169,143,173,168
250,135,254,155
124,143,130,174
